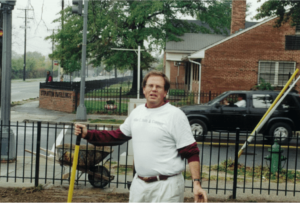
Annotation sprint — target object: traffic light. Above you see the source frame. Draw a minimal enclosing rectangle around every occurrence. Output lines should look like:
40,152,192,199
0,0,16,6
72,0,83,15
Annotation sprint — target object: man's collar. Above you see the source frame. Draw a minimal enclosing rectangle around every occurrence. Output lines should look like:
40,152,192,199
145,100,169,108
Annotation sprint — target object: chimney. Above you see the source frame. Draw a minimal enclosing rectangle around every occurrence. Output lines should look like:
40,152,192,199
230,0,246,35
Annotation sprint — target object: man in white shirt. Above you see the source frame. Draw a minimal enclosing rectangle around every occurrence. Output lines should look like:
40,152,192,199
75,71,207,202
224,94,246,107
234,94,246,107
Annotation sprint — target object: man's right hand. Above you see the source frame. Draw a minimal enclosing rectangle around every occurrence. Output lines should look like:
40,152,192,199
74,123,88,138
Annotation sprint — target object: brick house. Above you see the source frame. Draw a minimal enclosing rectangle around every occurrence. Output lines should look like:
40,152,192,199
164,0,300,96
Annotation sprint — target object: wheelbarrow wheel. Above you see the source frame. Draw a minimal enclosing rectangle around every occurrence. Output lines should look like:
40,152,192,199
88,165,110,188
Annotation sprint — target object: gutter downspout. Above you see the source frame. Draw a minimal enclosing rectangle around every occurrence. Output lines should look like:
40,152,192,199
188,58,201,104
176,64,179,88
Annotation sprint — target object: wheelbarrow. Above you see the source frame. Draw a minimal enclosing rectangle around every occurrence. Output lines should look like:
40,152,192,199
56,144,115,188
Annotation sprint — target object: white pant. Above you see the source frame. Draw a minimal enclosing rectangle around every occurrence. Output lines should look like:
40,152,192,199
129,173,184,202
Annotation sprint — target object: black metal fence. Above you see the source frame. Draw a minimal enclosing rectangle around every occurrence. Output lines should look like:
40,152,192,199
40,76,133,92
85,88,221,115
0,121,299,199
40,79,221,115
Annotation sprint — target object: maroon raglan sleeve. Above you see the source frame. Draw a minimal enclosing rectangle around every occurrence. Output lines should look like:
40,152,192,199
85,128,131,146
178,142,200,163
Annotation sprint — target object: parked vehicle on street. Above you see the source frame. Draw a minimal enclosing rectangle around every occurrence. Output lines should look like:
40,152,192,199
180,90,300,144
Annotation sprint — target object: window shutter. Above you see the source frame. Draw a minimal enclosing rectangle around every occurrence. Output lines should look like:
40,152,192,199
285,35,300,50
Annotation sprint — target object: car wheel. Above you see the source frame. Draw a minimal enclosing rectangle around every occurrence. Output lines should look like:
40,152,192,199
189,119,207,141
268,122,292,145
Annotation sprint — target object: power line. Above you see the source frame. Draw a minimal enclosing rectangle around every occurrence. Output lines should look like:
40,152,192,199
17,8,34,81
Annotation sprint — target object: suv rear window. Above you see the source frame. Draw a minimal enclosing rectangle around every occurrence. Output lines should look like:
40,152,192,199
252,94,273,108
278,95,297,109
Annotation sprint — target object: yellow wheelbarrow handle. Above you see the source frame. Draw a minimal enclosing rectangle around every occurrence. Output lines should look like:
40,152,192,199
67,133,82,202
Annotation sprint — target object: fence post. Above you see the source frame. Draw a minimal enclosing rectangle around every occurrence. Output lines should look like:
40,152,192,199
119,87,122,115
209,91,211,101
233,127,240,199
35,122,42,187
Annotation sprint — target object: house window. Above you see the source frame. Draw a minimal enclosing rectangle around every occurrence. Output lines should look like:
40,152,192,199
258,61,295,86
285,35,300,50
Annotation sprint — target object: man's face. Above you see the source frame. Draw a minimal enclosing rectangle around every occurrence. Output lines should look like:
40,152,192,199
238,96,243,101
143,75,167,108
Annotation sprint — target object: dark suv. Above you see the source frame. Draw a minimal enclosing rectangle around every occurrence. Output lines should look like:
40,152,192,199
180,90,300,144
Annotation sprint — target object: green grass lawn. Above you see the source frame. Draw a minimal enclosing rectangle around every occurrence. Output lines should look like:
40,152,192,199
87,119,125,124
85,100,128,115
85,81,133,97
211,159,300,183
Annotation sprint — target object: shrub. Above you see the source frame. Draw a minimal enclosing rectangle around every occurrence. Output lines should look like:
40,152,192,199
256,78,274,90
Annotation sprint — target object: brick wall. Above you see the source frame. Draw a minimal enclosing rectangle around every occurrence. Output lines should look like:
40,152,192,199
198,18,300,93
169,61,186,89
231,0,246,35
39,88,80,113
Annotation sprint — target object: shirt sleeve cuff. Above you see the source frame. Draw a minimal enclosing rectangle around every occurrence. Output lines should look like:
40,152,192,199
187,154,200,163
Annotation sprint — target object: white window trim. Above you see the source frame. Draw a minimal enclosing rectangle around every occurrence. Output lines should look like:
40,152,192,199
258,61,296,86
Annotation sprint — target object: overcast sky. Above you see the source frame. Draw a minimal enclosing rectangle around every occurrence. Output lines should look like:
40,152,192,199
12,0,266,58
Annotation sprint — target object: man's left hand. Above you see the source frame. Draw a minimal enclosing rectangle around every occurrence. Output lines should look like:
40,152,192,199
193,182,207,202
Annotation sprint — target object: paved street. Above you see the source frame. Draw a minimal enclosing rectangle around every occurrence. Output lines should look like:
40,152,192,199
11,76,115,102
11,78,44,102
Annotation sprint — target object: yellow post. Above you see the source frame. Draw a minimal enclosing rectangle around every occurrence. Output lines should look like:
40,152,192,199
238,69,299,158
67,135,81,202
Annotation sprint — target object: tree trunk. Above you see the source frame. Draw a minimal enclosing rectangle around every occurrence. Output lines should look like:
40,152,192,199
128,64,143,96
114,66,117,78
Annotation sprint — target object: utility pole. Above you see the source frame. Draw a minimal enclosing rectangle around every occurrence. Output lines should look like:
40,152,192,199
47,29,59,76
0,5,3,107
74,0,87,121
17,8,33,81
59,0,65,81
0,0,17,161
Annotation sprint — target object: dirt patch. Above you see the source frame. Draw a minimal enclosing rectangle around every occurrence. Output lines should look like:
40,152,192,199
0,186,269,202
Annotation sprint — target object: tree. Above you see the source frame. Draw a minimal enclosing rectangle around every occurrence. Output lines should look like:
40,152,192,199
47,0,219,93
197,0,232,35
254,0,300,27
11,51,52,79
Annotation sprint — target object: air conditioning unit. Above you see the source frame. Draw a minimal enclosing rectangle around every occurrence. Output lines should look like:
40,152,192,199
174,61,181,66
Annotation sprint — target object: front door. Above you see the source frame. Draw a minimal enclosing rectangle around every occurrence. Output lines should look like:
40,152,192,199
220,93,248,131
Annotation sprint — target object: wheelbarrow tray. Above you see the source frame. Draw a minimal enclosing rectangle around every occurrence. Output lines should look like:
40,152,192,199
56,144,113,167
